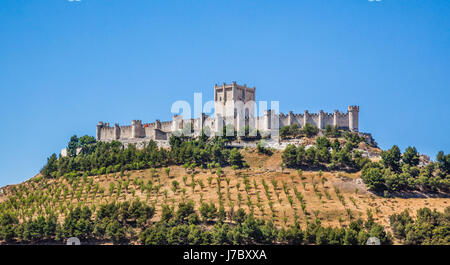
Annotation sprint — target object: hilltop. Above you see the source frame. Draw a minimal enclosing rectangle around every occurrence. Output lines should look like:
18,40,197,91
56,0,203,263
0,129,449,245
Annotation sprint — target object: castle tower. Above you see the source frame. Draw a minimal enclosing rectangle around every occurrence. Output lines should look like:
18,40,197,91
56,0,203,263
348,106,359,132
263,109,272,130
131,120,143,138
214,82,256,132
171,115,182,132
303,110,309,127
193,113,207,136
114,123,120,139
96,122,104,141
318,110,324,129
288,111,294,126
333,110,338,127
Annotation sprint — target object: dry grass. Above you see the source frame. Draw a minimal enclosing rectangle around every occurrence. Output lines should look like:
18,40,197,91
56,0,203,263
0,148,448,231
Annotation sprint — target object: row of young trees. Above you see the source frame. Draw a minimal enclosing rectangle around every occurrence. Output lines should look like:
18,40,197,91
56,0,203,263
140,211,392,245
3,191,449,245
3,194,448,245
361,146,449,193
137,199,392,245
41,135,247,179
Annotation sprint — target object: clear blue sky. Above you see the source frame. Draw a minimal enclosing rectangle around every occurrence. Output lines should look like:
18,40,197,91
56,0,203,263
0,0,449,187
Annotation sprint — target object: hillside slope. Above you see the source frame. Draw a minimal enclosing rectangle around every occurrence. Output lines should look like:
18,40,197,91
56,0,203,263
0,148,448,244
0,129,449,245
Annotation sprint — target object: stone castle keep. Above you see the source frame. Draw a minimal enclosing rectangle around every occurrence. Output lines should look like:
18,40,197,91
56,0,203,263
96,82,359,143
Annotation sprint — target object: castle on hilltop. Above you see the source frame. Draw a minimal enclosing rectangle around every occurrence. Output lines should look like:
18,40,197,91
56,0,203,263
96,82,359,144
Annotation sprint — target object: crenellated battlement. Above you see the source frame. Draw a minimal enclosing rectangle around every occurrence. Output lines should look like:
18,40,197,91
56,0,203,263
348,105,359,112
96,82,360,142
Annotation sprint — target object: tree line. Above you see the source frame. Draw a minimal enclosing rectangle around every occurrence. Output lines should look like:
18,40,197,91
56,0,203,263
390,207,450,245
280,124,345,140
361,146,449,194
0,198,153,244
0,198,398,245
41,134,247,179
140,202,393,245
282,133,370,171
281,132,449,194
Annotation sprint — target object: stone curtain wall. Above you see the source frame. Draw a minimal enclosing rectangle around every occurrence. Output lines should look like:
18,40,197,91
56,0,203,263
120,125,133,139
335,112,349,129
99,125,115,140
97,106,358,142
275,110,354,130
96,83,358,142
